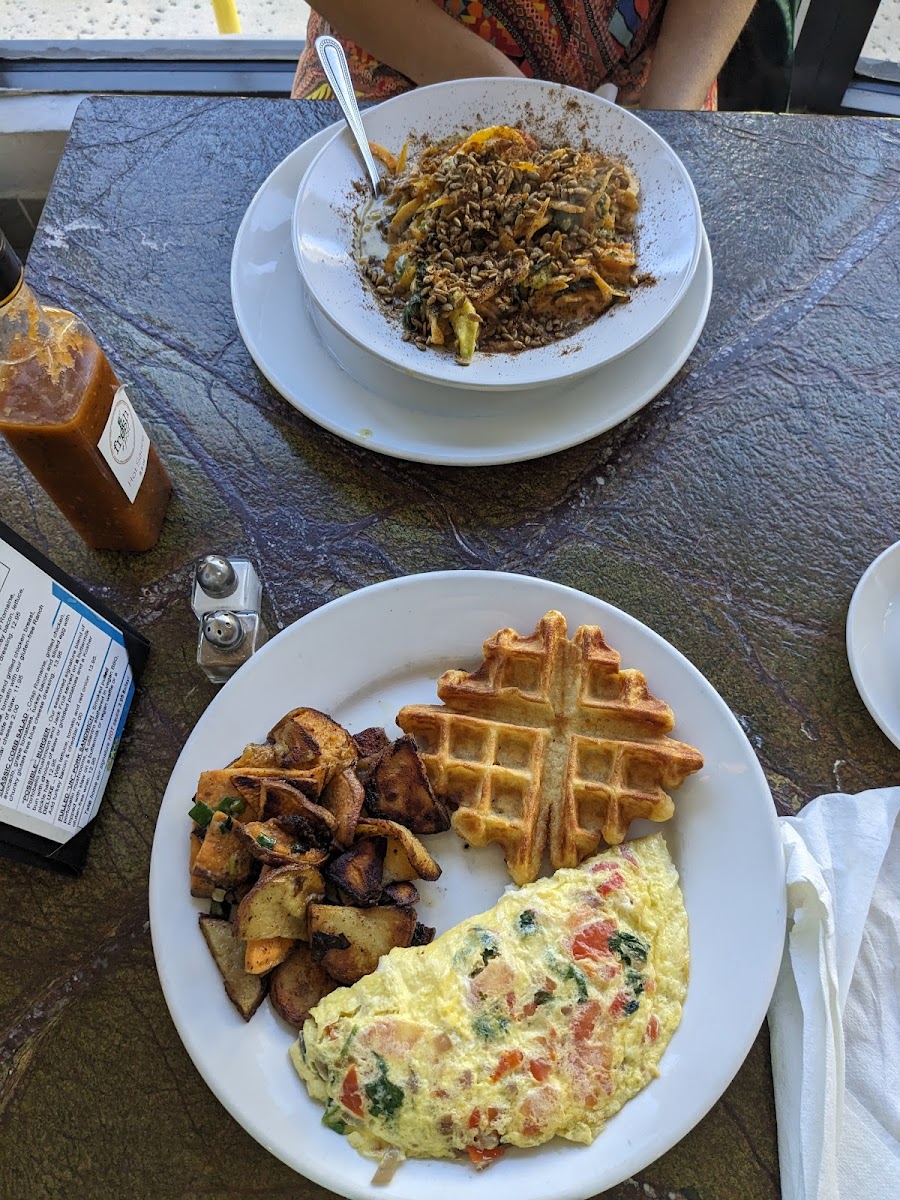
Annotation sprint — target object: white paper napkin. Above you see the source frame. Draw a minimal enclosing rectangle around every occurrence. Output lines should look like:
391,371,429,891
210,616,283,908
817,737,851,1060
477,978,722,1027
768,787,900,1200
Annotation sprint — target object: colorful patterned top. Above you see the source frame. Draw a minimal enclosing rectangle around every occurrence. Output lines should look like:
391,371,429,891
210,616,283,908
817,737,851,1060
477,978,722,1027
291,1,708,107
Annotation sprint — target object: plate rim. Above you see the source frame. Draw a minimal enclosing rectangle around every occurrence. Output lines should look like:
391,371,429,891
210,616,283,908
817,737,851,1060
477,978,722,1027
230,128,713,466
149,569,785,1200
292,77,703,391
846,538,900,750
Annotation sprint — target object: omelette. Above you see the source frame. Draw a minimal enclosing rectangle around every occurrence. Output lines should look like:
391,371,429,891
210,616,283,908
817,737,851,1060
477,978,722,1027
291,833,688,1168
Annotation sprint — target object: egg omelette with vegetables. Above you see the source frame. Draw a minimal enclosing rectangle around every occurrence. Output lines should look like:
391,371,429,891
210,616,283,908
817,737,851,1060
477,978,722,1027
291,833,688,1168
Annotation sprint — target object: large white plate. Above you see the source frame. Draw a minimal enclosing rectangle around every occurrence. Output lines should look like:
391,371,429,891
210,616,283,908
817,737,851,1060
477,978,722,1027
231,124,712,466
293,79,702,390
149,571,785,1200
847,539,900,749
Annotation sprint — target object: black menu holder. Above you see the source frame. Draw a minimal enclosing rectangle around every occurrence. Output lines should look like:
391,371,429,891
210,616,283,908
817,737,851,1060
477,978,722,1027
0,520,149,874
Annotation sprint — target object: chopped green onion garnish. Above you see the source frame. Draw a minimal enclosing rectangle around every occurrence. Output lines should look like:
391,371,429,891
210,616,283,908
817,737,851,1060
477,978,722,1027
256,833,276,849
216,795,245,815
188,801,215,826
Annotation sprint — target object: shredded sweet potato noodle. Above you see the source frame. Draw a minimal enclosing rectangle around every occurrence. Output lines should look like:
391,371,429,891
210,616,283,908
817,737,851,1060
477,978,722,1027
360,125,641,365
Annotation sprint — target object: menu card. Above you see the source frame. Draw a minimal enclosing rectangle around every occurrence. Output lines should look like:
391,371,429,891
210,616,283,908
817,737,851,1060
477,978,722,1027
0,520,149,873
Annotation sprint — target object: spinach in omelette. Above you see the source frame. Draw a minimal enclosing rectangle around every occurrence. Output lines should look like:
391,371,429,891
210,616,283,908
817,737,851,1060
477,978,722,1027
291,832,688,1168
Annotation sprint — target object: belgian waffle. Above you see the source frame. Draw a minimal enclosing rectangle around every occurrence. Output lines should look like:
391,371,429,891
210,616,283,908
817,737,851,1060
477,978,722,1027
396,610,703,885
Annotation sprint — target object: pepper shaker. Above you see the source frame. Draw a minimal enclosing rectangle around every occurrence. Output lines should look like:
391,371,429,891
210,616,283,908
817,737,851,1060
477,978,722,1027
197,608,269,683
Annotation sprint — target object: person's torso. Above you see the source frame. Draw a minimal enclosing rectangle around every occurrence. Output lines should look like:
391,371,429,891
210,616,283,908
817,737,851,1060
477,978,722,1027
293,0,666,101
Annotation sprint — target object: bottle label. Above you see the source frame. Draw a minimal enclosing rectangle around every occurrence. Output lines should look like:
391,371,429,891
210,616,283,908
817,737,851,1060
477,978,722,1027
97,387,150,504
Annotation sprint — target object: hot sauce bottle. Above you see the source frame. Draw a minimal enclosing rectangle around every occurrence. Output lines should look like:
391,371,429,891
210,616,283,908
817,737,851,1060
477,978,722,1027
0,229,171,551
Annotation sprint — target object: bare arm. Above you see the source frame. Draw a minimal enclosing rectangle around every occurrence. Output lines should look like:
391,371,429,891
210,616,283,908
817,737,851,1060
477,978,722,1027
640,0,756,109
309,0,524,85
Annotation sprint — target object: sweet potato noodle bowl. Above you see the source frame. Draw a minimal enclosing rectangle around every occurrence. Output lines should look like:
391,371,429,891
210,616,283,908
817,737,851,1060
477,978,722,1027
361,125,642,366
292,78,703,391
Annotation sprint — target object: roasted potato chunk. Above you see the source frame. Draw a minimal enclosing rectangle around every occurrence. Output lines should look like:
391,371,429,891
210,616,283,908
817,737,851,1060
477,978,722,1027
192,812,254,890
268,708,357,782
381,836,418,884
196,768,325,819
199,914,268,1021
411,922,436,946
191,872,216,900
234,864,326,941
244,936,296,975
326,837,386,906
257,782,336,845
356,818,442,882
192,706,445,1023
366,737,451,834
319,768,365,848
233,818,330,868
189,828,214,897
195,771,261,819
381,880,419,907
269,943,340,1027
228,742,279,769
308,902,418,985
230,772,318,815
352,726,390,758
268,722,320,769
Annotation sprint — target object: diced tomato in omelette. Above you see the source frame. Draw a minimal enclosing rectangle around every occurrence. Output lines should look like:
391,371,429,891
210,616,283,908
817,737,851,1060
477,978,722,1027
290,833,688,1166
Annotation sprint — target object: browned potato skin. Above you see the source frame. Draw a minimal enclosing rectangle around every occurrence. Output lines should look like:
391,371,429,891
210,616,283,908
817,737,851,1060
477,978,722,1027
268,708,358,783
307,902,417,985
356,818,442,881
234,864,326,941
326,837,386,906
191,872,216,900
411,922,436,946
319,768,365,848
195,768,325,820
233,818,330,868
352,726,390,758
381,880,419,907
190,828,216,898
269,943,340,1027
267,720,320,769
258,782,336,843
366,737,451,834
199,915,268,1021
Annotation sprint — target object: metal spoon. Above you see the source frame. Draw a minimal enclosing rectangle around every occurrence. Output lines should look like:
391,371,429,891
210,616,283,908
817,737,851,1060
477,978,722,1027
315,35,382,197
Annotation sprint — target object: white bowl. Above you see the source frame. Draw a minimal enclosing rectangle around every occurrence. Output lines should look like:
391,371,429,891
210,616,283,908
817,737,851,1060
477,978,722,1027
292,77,703,392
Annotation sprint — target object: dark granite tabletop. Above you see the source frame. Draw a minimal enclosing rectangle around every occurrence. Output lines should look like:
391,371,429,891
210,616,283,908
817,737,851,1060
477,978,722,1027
1,96,898,1200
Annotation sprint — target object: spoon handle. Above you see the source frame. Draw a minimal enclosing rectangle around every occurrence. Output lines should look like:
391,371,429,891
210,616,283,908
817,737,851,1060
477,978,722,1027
315,35,382,196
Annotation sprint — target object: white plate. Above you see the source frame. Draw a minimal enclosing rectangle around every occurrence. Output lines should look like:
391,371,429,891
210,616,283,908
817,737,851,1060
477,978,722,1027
847,539,900,749
149,570,785,1200
293,79,702,390
232,124,712,466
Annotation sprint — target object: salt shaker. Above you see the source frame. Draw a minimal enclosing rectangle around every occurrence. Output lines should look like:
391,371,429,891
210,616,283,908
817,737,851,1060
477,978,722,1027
191,553,268,683
191,554,262,619
197,609,269,683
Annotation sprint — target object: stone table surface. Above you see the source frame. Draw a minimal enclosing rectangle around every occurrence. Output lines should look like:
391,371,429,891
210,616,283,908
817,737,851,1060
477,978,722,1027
1,96,898,1200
